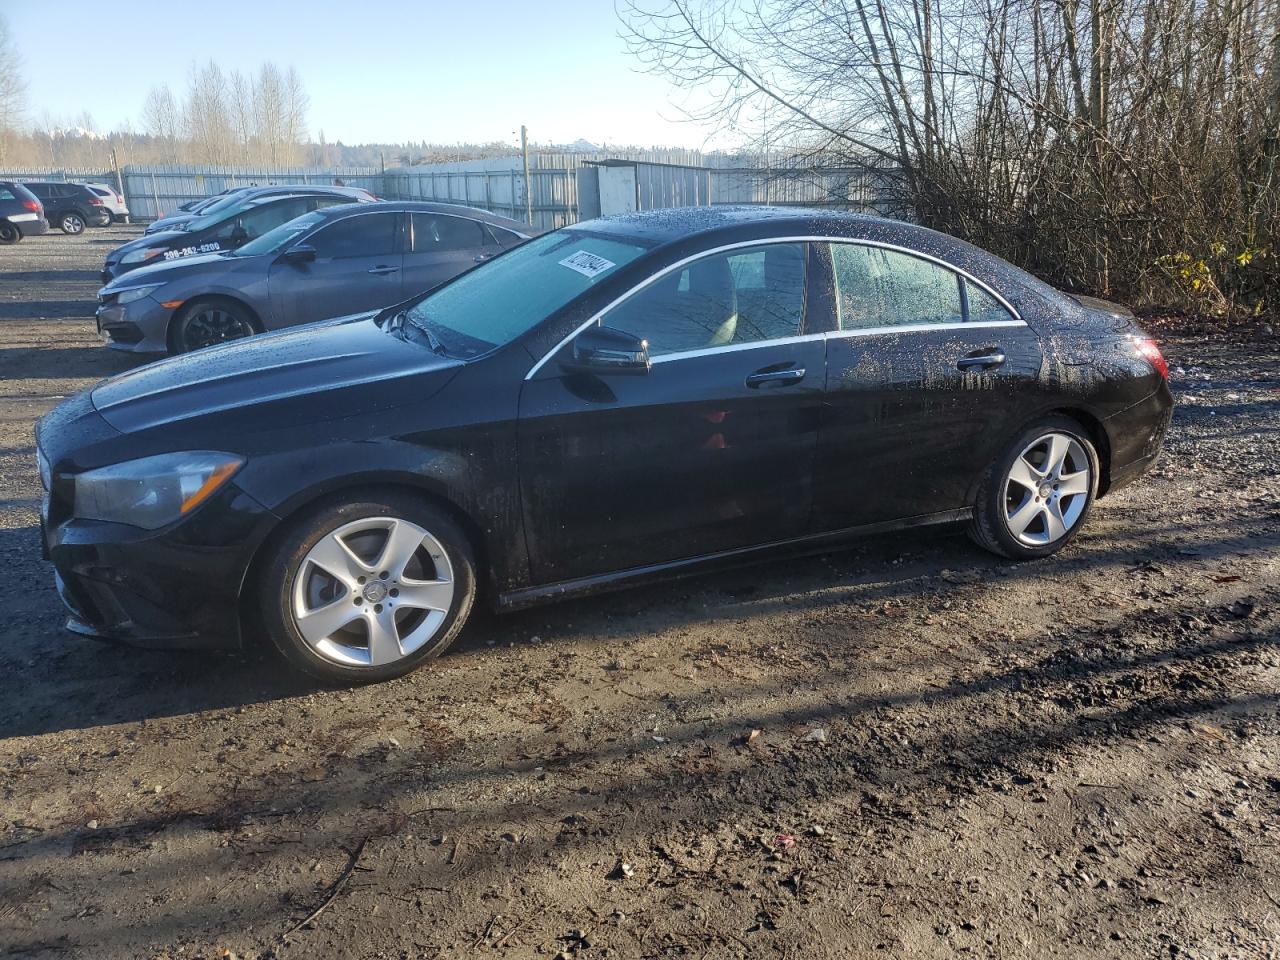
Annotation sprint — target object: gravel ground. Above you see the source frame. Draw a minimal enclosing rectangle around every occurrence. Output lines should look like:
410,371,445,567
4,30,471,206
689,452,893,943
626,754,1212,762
1,227,1278,960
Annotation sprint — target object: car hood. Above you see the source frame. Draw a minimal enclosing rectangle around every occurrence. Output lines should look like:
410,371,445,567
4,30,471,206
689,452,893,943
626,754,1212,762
90,314,459,435
101,250,236,290
150,215,194,231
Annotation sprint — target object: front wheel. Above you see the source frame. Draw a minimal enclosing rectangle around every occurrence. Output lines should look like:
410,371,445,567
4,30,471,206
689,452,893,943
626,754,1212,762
169,299,260,353
0,221,19,244
969,416,1100,560
59,212,86,235
257,494,477,684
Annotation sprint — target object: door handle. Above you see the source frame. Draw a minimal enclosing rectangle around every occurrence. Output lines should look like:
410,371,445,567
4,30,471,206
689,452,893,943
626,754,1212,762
367,265,400,275
957,349,1006,371
745,367,806,388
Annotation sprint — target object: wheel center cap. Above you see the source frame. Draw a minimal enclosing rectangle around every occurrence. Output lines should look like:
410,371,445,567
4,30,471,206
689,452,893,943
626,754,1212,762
362,581,388,603
1038,482,1054,499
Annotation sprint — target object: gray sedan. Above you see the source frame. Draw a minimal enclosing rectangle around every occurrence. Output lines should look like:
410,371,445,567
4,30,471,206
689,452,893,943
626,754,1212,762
95,202,535,354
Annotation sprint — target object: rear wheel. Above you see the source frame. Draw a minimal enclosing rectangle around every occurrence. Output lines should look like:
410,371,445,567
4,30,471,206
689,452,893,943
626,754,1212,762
0,221,19,244
969,416,1099,560
170,299,260,353
58,211,85,235
257,494,477,684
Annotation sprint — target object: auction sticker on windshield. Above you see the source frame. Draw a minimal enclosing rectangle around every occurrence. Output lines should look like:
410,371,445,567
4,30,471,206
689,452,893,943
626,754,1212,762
558,250,616,278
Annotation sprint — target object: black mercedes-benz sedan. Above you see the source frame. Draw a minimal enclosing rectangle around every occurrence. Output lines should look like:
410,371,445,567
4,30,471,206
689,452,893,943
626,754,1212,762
36,207,1173,683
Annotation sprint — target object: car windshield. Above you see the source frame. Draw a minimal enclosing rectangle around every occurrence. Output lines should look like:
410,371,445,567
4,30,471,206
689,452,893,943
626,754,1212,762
396,231,648,359
233,212,324,257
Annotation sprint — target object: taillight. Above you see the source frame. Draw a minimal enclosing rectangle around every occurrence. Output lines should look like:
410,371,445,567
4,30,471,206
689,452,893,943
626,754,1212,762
22,199,40,212
88,197,103,205
1134,336,1168,381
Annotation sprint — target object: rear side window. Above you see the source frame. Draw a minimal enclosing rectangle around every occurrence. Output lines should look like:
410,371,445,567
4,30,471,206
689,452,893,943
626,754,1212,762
964,280,1015,324
412,214,484,252
90,186,111,198
831,243,964,330
0,187,15,201
309,213,399,259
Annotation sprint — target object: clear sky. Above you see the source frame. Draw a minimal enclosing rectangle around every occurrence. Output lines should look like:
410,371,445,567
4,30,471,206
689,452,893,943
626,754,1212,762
4,0,726,148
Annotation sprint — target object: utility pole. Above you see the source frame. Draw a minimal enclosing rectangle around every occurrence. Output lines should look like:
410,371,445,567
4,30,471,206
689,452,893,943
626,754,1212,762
520,124,533,226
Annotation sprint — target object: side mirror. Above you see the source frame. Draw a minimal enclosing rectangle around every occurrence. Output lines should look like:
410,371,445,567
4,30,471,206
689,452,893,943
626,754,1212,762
562,325,650,375
281,243,317,265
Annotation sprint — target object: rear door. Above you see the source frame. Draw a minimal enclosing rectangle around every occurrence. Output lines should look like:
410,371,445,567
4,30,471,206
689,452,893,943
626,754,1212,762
813,241,1043,530
267,210,404,327
401,213,490,297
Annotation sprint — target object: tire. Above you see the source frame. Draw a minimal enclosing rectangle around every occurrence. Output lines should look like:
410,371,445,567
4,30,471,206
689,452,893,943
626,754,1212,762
0,221,19,244
58,211,86,235
169,298,261,354
968,415,1100,560
257,492,478,684
92,209,112,227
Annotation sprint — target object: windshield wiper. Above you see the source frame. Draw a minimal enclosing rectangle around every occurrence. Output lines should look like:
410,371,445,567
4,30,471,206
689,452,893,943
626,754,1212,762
398,311,446,355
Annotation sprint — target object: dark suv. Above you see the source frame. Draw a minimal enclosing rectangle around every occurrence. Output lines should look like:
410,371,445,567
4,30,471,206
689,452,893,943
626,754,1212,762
0,181,48,243
23,181,109,234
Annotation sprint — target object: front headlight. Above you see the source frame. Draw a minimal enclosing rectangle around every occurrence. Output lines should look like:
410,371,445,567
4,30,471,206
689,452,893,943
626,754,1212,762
121,248,163,265
114,284,163,305
73,452,244,529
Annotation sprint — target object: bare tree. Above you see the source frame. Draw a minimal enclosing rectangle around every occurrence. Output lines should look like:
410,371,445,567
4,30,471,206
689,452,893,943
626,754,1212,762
0,13,26,162
621,0,1280,313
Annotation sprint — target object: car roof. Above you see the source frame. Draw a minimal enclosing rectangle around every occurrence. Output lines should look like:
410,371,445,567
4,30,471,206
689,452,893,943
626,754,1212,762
308,200,533,233
233,184,373,200
571,205,1069,311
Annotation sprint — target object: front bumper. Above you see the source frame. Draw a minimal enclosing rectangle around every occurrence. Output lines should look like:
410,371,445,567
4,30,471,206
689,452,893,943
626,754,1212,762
96,297,171,353
43,481,278,651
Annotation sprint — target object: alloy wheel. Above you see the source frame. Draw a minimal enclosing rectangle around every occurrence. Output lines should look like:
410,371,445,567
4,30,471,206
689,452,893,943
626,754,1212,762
1002,432,1091,546
61,213,84,234
291,516,456,668
180,307,255,351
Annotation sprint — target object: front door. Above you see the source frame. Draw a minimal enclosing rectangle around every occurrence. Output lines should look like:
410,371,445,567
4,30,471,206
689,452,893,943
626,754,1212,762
268,210,404,327
518,242,825,584
813,241,1045,530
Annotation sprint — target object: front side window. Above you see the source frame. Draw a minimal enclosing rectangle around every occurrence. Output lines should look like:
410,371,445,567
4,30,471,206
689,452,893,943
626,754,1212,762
603,243,807,357
219,198,310,241
399,231,647,359
831,243,965,330
309,213,398,259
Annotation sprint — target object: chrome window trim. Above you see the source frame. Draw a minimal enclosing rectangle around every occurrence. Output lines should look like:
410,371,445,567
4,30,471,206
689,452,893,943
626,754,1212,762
650,331,829,364
523,235,1024,380
826,319,1026,340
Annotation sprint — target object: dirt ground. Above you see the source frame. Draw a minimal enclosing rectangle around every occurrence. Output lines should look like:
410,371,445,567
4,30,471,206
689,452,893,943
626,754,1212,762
1,227,1277,960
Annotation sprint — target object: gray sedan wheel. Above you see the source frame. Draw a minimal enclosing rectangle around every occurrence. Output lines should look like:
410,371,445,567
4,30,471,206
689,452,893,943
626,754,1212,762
171,300,260,354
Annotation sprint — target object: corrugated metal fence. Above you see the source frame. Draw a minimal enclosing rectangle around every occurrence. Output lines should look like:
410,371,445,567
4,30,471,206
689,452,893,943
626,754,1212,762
0,156,900,228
